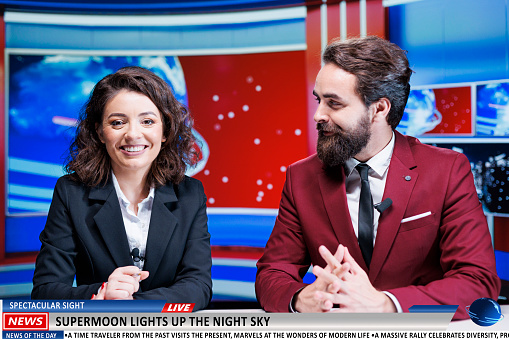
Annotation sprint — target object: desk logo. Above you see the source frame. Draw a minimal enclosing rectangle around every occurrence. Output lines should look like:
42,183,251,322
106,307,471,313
466,298,504,326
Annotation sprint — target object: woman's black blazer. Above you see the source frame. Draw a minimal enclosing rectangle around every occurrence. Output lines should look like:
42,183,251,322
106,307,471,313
31,175,212,310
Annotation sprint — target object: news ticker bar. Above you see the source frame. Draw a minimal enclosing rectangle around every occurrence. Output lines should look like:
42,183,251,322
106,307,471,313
1,313,455,331
3,331,509,339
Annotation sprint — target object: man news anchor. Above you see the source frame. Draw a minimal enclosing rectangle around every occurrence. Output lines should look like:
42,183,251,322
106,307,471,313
255,36,500,319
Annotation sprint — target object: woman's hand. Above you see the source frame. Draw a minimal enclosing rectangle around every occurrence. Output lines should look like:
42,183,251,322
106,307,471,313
93,266,149,300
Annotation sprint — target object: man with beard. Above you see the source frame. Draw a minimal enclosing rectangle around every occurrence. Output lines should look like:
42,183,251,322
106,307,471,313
255,36,500,319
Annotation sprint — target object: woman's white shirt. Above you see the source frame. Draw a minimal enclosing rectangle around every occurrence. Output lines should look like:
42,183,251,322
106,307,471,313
111,172,155,270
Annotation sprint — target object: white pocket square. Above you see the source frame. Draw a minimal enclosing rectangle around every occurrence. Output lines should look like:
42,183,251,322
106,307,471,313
401,211,432,223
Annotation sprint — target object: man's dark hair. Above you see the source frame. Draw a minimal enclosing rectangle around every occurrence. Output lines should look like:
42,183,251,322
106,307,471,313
322,36,413,129
65,66,199,187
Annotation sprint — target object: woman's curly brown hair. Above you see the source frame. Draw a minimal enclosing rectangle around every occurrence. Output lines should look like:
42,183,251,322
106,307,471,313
65,66,200,187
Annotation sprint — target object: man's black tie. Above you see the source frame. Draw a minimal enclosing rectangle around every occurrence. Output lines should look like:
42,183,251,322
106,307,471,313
356,163,373,268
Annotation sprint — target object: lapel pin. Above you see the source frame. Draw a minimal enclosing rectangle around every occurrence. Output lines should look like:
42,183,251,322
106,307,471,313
404,175,411,181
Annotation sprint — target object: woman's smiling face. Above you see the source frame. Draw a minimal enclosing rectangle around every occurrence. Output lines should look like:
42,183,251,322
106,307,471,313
97,90,166,177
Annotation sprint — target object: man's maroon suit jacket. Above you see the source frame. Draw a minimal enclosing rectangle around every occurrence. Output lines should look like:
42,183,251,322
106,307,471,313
255,132,500,319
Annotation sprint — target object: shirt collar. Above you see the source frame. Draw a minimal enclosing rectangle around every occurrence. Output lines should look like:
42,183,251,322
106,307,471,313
344,131,395,178
111,171,155,208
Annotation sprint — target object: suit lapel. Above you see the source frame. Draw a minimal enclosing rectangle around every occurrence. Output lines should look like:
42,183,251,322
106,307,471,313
90,182,133,268
318,166,369,272
142,183,179,288
369,132,418,281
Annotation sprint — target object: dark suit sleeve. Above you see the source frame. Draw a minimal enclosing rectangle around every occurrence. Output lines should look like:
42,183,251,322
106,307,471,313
387,153,500,319
32,178,102,299
255,165,311,312
133,184,212,310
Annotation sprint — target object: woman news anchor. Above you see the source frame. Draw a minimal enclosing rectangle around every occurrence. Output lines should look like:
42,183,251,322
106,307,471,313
31,66,212,309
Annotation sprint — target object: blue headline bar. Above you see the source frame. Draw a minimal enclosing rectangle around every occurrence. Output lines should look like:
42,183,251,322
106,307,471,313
3,300,167,313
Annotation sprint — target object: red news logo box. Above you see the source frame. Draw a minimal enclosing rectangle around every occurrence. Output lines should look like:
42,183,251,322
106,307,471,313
162,303,195,313
3,313,49,331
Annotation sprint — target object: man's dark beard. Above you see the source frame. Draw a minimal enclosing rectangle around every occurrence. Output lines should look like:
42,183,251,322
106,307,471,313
316,114,371,168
